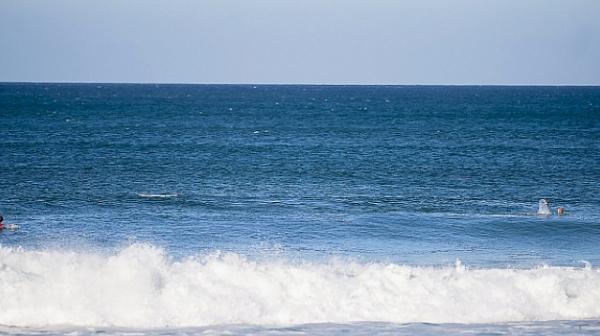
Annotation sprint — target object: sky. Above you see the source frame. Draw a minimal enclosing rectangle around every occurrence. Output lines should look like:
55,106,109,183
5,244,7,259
1,0,599,85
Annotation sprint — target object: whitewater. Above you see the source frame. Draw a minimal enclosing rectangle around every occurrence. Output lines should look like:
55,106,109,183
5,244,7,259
1,243,599,329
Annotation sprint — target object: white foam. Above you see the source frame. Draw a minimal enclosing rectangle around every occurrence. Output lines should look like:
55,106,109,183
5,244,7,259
137,193,178,198
1,244,599,328
538,199,552,215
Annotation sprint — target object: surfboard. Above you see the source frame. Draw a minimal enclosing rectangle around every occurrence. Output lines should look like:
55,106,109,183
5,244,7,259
1,224,19,230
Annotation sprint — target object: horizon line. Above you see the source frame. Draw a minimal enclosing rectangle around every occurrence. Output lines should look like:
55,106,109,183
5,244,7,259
2,81,600,87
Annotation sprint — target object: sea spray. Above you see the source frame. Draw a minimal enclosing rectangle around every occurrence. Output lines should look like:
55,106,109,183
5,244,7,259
1,243,600,328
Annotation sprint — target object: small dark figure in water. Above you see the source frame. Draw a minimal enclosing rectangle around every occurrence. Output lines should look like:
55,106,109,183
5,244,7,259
0,216,3,229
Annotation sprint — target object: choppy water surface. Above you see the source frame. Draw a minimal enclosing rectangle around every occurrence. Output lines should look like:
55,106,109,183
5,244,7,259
1,84,600,335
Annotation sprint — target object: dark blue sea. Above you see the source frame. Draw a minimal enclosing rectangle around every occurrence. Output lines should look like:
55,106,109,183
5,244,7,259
1,84,600,335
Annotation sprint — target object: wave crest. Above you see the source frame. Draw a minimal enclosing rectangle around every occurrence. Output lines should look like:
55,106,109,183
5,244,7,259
1,244,599,328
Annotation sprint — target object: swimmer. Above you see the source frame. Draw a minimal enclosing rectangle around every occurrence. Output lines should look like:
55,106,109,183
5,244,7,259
538,199,552,215
0,216,3,229
557,207,565,215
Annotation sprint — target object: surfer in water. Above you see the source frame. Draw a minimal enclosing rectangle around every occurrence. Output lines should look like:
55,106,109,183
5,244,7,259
538,199,565,215
0,216,3,229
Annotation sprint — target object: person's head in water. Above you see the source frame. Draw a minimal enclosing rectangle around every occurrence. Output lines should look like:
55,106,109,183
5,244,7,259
557,207,565,215
0,216,3,223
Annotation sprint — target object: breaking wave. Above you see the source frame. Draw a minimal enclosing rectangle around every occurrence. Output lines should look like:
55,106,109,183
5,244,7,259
1,243,599,328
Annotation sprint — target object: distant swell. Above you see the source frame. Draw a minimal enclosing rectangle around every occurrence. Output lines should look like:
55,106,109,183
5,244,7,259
1,244,599,328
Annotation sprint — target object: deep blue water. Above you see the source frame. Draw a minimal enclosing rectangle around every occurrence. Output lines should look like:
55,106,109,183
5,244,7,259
1,84,600,334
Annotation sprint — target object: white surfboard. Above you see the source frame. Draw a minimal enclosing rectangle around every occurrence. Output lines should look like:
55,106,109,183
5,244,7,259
2,224,19,230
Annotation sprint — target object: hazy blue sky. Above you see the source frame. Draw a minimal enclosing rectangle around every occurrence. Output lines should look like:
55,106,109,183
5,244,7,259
1,0,599,85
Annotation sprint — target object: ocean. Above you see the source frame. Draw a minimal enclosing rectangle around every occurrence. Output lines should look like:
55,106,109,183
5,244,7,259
1,84,600,335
